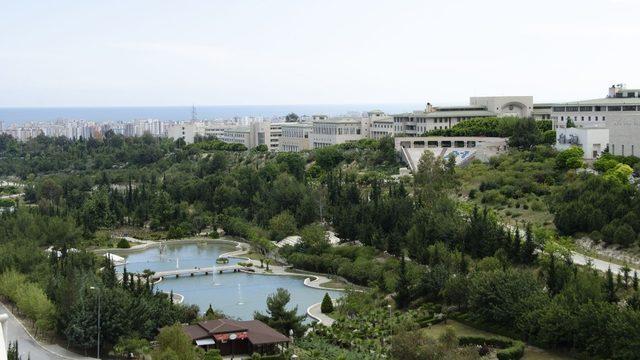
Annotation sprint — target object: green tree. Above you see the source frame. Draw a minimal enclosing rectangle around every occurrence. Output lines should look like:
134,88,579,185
268,211,297,241
320,293,334,314
154,323,201,360
300,223,328,254
521,223,537,264
605,267,618,303
509,118,541,149
555,147,584,169
394,254,411,309
254,288,306,337
285,113,299,122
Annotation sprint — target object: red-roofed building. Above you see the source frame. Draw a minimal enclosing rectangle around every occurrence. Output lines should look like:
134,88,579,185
182,319,290,356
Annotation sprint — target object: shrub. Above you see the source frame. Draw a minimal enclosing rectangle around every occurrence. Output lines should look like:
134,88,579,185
321,293,334,314
117,238,131,248
497,341,525,360
458,336,525,360
468,189,477,199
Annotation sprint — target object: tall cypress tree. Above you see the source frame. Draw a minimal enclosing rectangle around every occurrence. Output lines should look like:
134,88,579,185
605,267,618,303
521,223,537,264
547,253,559,296
395,252,411,309
633,271,639,291
511,227,521,261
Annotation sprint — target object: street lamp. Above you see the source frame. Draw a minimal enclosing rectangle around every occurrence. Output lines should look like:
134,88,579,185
89,287,101,359
387,304,392,318
1,313,9,360
229,333,237,360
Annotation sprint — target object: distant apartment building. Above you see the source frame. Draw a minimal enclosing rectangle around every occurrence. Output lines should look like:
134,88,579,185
551,84,640,156
279,122,312,152
393,96,534,136
167,123,202,143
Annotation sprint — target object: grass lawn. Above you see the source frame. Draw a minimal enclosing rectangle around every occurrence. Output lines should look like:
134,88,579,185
318,279,347,290
422,320,574,360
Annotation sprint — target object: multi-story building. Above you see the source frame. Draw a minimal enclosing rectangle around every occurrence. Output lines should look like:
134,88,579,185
394,96,534,136
551,84,640,156
279,122,313,152
311,117,364,148
365,110,395,139
220,126,251,147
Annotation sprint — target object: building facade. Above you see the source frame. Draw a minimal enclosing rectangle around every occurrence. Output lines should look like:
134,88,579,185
550,85,640,156
555,127,609,160
279,122,312,152
311,117,364,148
393,96,534,136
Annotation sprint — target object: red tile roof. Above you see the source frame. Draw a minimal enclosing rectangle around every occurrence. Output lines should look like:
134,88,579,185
183,319,290,346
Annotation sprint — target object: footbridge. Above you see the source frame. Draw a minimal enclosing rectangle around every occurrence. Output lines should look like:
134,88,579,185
150,264,250,280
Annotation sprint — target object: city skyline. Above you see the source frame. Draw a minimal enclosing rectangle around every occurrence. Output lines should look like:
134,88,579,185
1,0,639,107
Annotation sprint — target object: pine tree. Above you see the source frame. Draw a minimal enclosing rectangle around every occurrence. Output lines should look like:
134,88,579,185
547,253,559,296
621,264,631,289
394,253,411,309
521,223,537,264
511,227,521,261
633,271,639,291
617,272,623,290
122,267,128,289
605,267,618,303
169,290,174,304
459,254,469,275
320,293,334,314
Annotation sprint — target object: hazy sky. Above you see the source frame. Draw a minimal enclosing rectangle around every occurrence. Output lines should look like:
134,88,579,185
1,0,639,107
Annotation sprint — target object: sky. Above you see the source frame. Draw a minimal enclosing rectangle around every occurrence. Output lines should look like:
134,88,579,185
1,0,639,107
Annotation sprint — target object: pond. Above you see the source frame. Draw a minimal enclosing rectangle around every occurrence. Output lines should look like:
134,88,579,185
117,240,344,320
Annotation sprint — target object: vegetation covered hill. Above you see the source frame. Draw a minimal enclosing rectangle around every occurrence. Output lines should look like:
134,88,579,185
2,125,640,359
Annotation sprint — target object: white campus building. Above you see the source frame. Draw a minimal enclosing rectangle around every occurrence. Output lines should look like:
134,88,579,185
551,85,640,157
555,127,609,160
279,122,313,152
393,96,534,136
310,117,365,148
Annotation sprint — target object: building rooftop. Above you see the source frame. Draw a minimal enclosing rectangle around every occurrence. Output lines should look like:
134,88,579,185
554,97,640,106
183,319,290,346
280,122,313,128
313,117,361,124
425,110,495,118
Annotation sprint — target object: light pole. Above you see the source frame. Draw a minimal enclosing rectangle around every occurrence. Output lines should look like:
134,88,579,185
89,287,101,359
0,313,9,360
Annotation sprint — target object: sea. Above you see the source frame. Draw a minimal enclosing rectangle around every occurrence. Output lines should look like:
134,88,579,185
0,103,423,125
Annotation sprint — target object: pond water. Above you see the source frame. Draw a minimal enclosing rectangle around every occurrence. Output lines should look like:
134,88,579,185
117,241,343,320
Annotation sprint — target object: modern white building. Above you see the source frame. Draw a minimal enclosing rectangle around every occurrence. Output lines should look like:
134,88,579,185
555,127,609,160
279,122,313,152
394,96,534,136
551,84,640,156
311,117,364,148
365,110,395,139
219,126,251,147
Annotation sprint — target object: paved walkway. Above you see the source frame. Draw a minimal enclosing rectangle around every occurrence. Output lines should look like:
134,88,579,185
306,302,336,326
0,302,96,360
